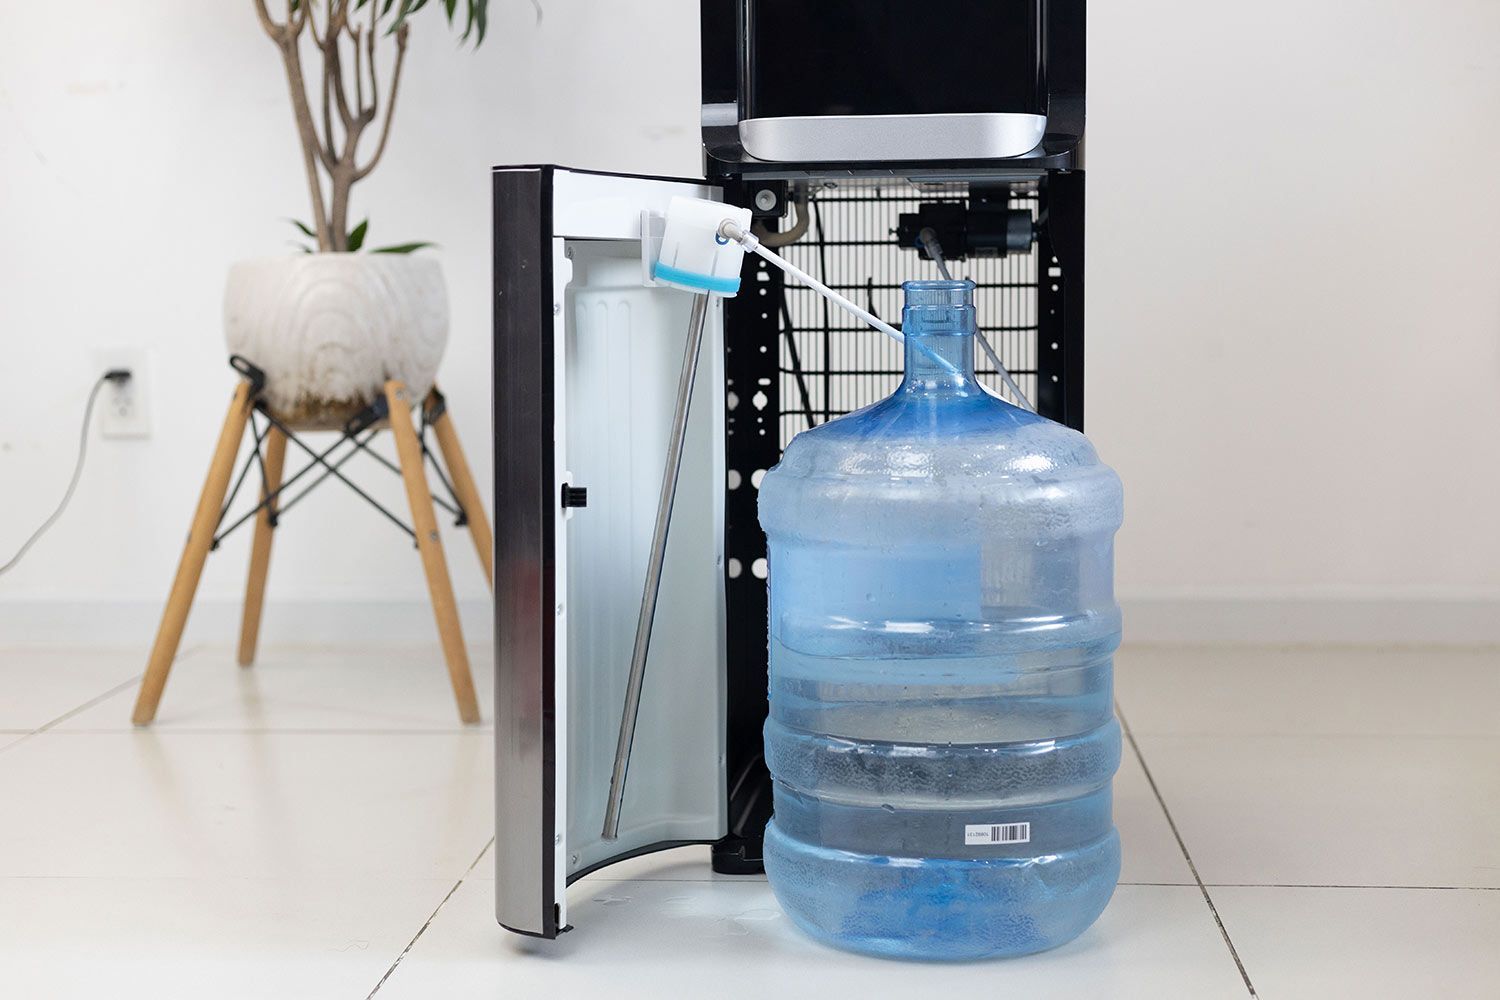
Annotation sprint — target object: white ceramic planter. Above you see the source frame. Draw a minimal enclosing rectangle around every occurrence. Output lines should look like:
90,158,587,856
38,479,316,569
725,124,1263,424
224,254,449,428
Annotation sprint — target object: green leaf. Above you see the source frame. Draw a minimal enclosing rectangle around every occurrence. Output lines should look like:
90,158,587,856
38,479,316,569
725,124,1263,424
474,0,487,43
390,0,431,32
381,0,486,43
347,218,369,252
388,0,412,31
287,218,318,240
371,241,436,254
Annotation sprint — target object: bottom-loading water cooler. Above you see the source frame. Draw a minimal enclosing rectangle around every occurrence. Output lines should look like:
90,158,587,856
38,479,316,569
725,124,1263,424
490,152,1098,952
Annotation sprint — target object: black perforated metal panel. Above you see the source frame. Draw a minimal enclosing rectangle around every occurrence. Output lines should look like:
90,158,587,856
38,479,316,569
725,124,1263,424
775,182,1041,444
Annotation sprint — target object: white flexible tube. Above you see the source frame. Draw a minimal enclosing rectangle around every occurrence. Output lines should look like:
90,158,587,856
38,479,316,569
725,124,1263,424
720,222,959,378
917,228,1035,412
721,221,1036,411
721,222,909,343
917,227,955,280
974,328,1035,412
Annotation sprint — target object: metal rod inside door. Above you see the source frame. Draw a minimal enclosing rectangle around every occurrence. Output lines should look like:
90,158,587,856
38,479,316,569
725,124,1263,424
602,292,711,840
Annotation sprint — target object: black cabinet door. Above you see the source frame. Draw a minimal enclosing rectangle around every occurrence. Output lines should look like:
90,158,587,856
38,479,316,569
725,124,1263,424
493,165,729,938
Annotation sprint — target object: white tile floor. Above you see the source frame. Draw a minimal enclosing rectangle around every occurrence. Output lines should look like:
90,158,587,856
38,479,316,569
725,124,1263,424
0,641,1496,998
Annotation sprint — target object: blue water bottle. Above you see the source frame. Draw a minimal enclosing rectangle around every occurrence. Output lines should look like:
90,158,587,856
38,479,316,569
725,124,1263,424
758,279,1124,960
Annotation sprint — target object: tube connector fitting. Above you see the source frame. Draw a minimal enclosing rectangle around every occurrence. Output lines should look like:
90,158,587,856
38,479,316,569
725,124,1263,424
651,197,753,296
718,219,759,253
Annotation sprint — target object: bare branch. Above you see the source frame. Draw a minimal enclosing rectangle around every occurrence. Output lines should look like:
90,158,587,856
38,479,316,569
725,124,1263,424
285,0,307,37
255,0,435,252
324,32,356,128
266,20,334,249
319,59,338,170
352,24,408,182
330,0,351,44
333,11,377,132
352,27,365,112
251,0,283,39
365,6,380,119
302,0,320,45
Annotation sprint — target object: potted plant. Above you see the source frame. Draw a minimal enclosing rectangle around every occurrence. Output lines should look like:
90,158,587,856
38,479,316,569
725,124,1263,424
225,0,490,428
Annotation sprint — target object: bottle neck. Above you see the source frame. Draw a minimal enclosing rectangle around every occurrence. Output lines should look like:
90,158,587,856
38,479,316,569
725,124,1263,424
899,281,978,396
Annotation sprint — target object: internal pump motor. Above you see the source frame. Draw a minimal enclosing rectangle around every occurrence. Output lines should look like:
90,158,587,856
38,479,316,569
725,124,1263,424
896,184,1035,262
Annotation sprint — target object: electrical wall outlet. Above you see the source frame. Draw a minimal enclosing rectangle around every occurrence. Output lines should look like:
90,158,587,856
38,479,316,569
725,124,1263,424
93,348,151,438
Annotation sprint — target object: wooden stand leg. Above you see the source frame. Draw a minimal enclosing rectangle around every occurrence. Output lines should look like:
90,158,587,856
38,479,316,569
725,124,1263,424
425,390,494,590
133,382,255,725
237,426,287,667
387,380,480,724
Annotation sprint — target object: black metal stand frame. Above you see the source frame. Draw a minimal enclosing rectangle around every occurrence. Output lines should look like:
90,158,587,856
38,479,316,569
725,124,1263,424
713,180,784,875
711,168,1085,875
210,356,469,553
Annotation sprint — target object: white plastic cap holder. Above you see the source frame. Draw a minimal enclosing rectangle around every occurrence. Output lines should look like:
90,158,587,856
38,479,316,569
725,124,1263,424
649,196,753,297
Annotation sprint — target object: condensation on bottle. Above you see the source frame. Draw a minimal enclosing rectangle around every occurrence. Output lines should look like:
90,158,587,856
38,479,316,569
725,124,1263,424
758,279,1125,960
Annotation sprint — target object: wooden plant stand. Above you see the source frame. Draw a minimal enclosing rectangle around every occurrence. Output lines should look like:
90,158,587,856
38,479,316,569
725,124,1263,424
131,356,491,726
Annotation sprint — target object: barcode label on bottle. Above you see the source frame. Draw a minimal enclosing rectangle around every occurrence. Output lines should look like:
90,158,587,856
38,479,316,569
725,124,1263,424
965,822,1031,845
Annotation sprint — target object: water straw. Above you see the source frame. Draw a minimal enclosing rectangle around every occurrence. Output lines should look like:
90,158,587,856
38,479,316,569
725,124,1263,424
721,221,1034,411
918,227,1035,411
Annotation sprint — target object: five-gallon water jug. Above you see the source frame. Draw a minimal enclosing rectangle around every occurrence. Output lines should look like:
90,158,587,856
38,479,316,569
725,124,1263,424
758,280,1124,960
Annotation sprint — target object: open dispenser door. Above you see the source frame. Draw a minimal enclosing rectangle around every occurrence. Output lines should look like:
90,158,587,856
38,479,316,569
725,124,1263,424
493,166,728,938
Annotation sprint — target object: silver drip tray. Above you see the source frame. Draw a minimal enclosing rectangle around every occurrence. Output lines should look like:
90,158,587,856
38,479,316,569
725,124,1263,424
738,112,1047,163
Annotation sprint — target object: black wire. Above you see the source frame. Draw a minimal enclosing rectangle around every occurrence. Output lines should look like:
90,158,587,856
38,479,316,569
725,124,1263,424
811,198,834,423
0,374,111,576
259,409,416,540
779,295,818,428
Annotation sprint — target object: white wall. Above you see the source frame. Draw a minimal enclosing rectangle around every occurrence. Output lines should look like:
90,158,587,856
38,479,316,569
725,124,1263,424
0,0,703,643
1088,0,1500,638
1,0,1497,643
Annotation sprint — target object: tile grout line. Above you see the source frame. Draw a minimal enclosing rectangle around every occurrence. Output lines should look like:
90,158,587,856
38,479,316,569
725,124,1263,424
0,673,145,758
1,644,494,738
0,643,220,757
1124,881,1500,890
1117,702,1259,998
367,837,494,998
48,728,494,736
1204,882,1500,891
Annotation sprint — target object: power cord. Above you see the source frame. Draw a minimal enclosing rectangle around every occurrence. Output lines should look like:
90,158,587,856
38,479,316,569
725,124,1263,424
0,368,132,577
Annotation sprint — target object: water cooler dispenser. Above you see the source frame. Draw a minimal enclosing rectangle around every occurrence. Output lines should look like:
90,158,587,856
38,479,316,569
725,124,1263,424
492,0,1091,944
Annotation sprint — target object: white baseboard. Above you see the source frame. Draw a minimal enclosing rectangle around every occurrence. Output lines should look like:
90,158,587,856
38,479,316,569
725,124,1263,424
1,595,1495,647
1120,594,1500,645
0,599,495,647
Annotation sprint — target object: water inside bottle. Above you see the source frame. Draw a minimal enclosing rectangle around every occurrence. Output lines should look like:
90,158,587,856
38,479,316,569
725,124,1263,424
758,280,1124,960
